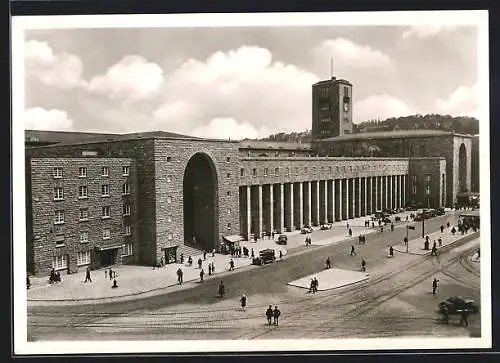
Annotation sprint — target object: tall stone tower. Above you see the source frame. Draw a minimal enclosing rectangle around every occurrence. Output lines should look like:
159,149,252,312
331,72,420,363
311,76,353,140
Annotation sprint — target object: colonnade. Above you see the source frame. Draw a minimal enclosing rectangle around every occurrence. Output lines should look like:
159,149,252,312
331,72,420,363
240,174,407,240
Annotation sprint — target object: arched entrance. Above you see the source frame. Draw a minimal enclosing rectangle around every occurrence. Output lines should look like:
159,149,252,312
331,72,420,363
183,153,218,252
458,143,467,192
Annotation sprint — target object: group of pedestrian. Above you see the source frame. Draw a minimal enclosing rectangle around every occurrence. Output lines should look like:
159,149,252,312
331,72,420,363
304,236,312,246
309,277,319,293
357,234,366,245
265,305,281,326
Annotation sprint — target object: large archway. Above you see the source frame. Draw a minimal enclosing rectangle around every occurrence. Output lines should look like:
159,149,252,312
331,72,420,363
183,153,218,252
458,143,468,192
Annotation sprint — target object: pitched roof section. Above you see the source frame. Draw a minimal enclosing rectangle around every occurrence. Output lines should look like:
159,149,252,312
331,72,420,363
239,140,313,151
321,130,461,142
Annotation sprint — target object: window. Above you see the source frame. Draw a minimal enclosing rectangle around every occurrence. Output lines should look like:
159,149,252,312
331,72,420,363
420,145,426,157
329,166,332,172
52,255,67,270
313,167,316,173
304,167,308,173
102,166,109,177
167,157,172,162
167,175,172,183
122,243,133,256
344,86,349,97
77,251,90,266
425,174,432,183
425,185,431,195
168,233,173,240
253,168,257,176
226,191,231,196
226,157,231,162
80,232,89,243
122,183,130,195
123,204,131,216
227,173,231,179
101,184,110,197
295,167,299,176
54,210,65,224
240,168,245,177
285,167,289,176
55,234,65,246
228,209,232,214
79,208,89,221
227,223,231,229
167,216,172,222
412,186,417,194
122,166,130,176
54,187,64,200
53,167,63,179
79,167,87,178
102,206,110,219
124,225,131,236
78,185,88,198
412,175,418,183
167,196,172,203
275,168,279,176
264,168,268,176
103,228,111,240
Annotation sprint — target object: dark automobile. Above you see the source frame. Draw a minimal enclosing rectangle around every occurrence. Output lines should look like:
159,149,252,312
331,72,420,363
438,296,479,315
436,207,445,216
320,223,332,230
301,226,313,234
252,249,276,265
382,217,392,223
414,213,424,221
427,209,437,217
276,234,288,245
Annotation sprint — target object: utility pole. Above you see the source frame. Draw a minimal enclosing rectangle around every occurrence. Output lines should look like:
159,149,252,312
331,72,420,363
421,208,426,238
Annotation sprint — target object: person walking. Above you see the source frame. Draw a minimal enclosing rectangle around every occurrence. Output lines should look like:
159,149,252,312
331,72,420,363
84,267,92,283
350,245,357,256
198,258,203,269
326,257,331,269
208,263,212,276
431,245,438,257
251,248,255,259
112,279,118,288
105,270,107,279
211,262,215,274
273,306,281,326
240,294,247,311
440,225,445,233
348,228,353,237
390,223,394,232
188,256,193,266
279,250,283,260
218,280,225,298
199,268,205,282
313,277,319,293
309,279,315,293
389,245,394,257
432,278,439,295
460,309,470,327
403,236,408,247
229,259,235,271
266,305,274,326
177,268,183,284
361,259,367,272
160,256,164,268
109,268,113,280
203,250,207,260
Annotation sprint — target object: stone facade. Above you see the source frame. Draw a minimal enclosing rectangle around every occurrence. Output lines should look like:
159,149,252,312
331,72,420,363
407,157,447,209
471,135,479,193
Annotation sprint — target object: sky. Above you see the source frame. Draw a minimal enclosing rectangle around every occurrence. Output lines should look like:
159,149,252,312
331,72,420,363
22,21,480,140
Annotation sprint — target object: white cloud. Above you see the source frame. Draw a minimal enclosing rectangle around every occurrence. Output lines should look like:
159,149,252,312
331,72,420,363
314,38,393,69
402,25,458,39
152,46,320,137
191,117,271,140
24,107,74,131
86,55,164,100
435,83,478,118
25,40,85,89
354,94,414,122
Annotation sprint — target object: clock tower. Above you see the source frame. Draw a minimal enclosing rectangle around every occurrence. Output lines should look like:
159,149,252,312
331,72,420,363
311,76,353,140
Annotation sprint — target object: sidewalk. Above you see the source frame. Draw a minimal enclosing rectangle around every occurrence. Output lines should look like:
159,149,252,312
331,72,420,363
27,239,287,304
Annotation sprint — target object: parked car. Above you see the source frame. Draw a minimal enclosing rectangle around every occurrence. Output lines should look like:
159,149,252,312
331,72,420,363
276,234,288,245
436,207,446,216
438,296,479,315
382,217,392,224
320,223,332,230
414,213,424,221
301,226,313,234
252,249,276,266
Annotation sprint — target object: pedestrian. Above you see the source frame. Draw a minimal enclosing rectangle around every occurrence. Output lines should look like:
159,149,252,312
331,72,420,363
211,262,216,274
240,294,247,311
372,222,375,228
212,249,216,257
440,225,445,233
460,309,470,327
347,222,350,230
160,256,164,267
404,236,408,246
433,240,437,250
180,253,184,264
177,268,183,284
447,221,450,228
109,268,113,280
198,258,202,269
229,259,235,271
389,245,394,257
218,280,225,298
27,276,31,289
309,279,315,293
266,305,274,326
391,223,394,232
431,245,438,257
350,245,356,256
203,250,207,260
112,279,118,288
279,250,283,260
432,278,439,295
438,238,443,247
85,267,92,283
349,228,352,237
200,268,205,282
273,306,281,326
305,237,308,246
251,248,255,259
208,263,212,276
313,277,319,293
105,270,107,279
188,256,193,266
326,257,331,269
361,259,366,272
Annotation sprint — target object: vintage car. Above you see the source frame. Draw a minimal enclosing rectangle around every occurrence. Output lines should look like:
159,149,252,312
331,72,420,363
252,248,276,266
438,296,479,316
276,234,288,245
436,207,446,216
320,223,332,230
301,226,313,234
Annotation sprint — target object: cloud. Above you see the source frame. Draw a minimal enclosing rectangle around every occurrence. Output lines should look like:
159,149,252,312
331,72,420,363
402,25,458,39
152,46,320,138
314,38,393,69
86,55,164,100
191,117,271,140
354,94,414,122
435,83,478,118
24,107,74,131
25,40,85,89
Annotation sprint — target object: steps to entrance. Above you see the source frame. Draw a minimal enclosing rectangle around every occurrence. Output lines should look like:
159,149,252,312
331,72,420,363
176,244,205,259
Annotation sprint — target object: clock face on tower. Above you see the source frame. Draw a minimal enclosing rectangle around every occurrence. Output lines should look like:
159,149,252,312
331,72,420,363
343,102,349,112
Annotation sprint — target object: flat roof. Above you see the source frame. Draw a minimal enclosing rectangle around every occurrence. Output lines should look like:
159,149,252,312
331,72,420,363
321,129,473,142
239,140,312,151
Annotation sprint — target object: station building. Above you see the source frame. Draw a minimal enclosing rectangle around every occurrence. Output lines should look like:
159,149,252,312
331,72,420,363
24,76,478,276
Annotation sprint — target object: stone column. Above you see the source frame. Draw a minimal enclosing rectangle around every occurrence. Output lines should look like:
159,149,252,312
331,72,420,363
345,178,350,220
323,180,328,224
306,181,312,227
332,179,336,221
398,174,402,209
289,183,294,231
389,175,393,210
384,175,388,210
269,184,274,234
314,180,320,226
258,184,263,239
358,177,362,217
298,182,303,229
279,184,284,233
364,177,368,216
402,174,406,207
339,179,343,220
246,185,251,240
375,176,379,211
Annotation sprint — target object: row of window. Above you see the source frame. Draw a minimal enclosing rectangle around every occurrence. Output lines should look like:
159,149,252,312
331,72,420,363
53,184,130,200
54,205,131,224
320,117,332,123
52,244,133,270
411,185,432,195
55,226,131,248
53,166,131,179
241,164,402,177
411,175,432,183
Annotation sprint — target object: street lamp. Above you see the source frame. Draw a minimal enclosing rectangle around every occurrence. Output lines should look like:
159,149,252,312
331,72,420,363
421,208,426,238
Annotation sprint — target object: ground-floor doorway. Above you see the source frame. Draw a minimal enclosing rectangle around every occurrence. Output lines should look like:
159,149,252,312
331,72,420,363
163,246,178,264
99,249,117,267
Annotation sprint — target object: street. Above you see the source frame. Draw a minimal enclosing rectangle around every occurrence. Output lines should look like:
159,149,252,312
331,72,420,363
27,212,481,341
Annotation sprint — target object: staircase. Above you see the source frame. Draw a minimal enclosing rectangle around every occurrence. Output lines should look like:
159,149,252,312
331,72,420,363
177,244,205,259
